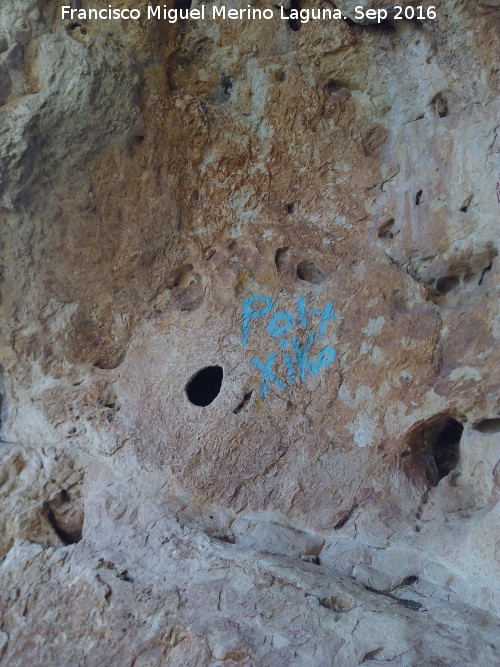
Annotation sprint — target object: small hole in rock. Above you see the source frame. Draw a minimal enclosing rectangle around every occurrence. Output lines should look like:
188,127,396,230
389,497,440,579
60,489,70,503
275,247,289,273
325,79,343,94
297,260,325,284
415,190,423,206
431,92,448,118
460,195,472,213
233,390,253,414
404,415,463,486
93,351,126,371
334,504,357,530
286,203,295,214
167,264,193,290
287,0,301,31
301,554,320,565
377,218,395,240
362,647,383,662
44,494,83,545
219,74,233,103
473,418,500,434
435,275,459,295
104,396,117,409
186,366,223,406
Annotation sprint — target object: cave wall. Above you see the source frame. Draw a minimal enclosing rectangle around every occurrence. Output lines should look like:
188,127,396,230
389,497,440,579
0,1,499,664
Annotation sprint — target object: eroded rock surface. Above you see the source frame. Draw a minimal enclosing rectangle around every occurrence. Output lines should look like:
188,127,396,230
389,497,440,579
1,0,499,664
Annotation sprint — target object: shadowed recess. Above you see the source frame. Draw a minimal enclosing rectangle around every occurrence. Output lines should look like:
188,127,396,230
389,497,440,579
473,418,500,434
297,260,326,284
435,275,460,295
404,415,464,486
432,418,463,479
186,366,223,406
233,390,253,414
275,247,289,273
44,490,83,545
287,0,301,31
378,218,395,239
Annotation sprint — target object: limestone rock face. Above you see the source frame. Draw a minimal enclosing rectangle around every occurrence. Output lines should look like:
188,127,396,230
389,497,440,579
1,0,499,664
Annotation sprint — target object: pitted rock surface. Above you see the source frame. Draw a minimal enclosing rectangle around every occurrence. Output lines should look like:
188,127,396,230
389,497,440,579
0,0,499,664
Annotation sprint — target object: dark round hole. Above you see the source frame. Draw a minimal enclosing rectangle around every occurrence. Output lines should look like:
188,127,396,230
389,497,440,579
186,366,223,406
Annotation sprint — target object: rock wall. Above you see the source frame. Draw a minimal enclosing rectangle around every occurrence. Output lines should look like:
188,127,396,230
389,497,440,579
1,0,499,664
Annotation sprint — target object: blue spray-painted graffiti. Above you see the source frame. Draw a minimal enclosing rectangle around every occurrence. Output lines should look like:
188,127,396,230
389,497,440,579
241,296,337,398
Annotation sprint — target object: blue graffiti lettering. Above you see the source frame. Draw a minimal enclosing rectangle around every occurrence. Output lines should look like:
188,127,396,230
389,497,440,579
268,311,295,337
297,296,308,328
311,346,336,373
241,296,273,345
241,296,338,400
291,333,315,381
251,352,286,398
309,302,336,338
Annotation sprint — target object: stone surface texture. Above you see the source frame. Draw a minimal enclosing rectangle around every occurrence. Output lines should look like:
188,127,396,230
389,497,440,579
0,0,499,664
